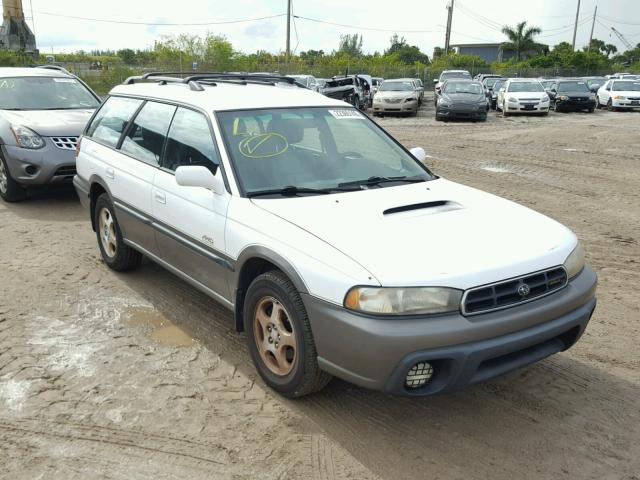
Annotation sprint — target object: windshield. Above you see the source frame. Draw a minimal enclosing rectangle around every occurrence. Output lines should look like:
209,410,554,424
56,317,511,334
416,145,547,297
508,81,544,92
444,81,483,94
0,76,100,110
493,80,506,91
585,78,605,86
484,77,501,88
557,81,590,93
613,81,640,91
218,107,433,196
440,71,471,80
541,80,555,88
380,81,414,91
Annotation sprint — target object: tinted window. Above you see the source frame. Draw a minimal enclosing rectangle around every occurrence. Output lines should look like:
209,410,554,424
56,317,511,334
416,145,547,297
120,101,176,166
162,108,219,172
87,96,143,147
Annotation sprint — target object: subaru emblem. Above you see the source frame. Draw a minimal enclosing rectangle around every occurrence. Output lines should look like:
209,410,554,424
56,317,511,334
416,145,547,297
517,284,531,297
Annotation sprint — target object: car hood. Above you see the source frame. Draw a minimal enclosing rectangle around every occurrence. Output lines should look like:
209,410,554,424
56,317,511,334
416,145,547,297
442,92,485,102
557,90,593,96
252,179,576,289
608,90,640,96
0,109,95,136
375,90,415,99
506,91,546,99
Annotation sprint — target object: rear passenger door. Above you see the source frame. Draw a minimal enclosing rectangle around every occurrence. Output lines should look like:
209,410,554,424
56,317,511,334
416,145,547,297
152,107,232,302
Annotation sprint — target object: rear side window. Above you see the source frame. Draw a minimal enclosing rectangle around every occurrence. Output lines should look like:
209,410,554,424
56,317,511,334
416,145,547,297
161,108,219,172
86,96,142,147
120,101,176,166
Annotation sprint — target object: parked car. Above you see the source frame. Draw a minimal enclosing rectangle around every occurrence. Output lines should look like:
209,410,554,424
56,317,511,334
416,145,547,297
435,80,488,122
412,78,425,105
488,78,506,110
596,79,640,110
288,74,320,92
540,79,557,90
548,80,596,113
475,73,501,84
0,66,101,202
316,78,328,94
434,70,471,96
372,79,420,116
497,79,550,116
582,76,607,93
74,72,596,398
323,75,368,110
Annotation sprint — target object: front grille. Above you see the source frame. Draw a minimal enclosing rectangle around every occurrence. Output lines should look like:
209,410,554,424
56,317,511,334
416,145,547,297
54,165,77,177
462,267,568,316
51,137,79,150
385,98,403,104
521,98,540,101
628,97,640,101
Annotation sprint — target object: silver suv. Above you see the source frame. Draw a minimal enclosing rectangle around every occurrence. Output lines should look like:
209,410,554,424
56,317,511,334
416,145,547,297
0,66,101,202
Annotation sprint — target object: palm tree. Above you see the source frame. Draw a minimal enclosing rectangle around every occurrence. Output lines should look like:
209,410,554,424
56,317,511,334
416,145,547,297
501,21,543,61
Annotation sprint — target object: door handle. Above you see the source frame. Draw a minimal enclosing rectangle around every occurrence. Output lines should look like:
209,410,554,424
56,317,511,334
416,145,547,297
105,167,115,179
154,191,166,204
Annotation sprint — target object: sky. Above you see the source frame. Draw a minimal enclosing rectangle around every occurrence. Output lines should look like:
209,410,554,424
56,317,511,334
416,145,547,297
21,0,640,56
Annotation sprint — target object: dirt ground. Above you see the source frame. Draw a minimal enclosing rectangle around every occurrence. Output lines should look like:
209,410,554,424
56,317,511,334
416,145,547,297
1,96,639,480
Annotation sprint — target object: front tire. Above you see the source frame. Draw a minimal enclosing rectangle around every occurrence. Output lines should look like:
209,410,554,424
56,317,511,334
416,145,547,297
0,152,26,202
244,270,331,397
94,193,142,271
607,99,616,112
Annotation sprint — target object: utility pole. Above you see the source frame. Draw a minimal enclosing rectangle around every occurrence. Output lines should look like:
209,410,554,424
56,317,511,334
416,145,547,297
444,0,454,54
285,0,292,62
588,5,597,51
572,0,581,51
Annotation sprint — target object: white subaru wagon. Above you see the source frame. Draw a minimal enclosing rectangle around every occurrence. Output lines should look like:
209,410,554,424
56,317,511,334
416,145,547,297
74,73,597,397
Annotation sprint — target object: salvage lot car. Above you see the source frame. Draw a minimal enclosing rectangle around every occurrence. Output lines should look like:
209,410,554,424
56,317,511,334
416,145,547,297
372,78,420,116
74,72,597,398
498,78,550,115
596,79,640,111
435,80,488,122
548,79,597,113
0,66,101,202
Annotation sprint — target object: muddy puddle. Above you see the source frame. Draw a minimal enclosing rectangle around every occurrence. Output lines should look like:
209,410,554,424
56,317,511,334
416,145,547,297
124,307,194,347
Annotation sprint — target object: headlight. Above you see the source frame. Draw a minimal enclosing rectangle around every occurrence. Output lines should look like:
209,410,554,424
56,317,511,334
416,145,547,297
344,286,462,316
541,95,549,102
508,97,518,102
614,95,627,100
11,125,45,149
558,95,569,101
563,241,585,279
404,97,416,102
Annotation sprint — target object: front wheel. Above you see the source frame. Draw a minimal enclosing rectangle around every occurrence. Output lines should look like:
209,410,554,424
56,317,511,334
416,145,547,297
607,99,616,112
244,270,332,397
0,152,26,202
94,194,142,271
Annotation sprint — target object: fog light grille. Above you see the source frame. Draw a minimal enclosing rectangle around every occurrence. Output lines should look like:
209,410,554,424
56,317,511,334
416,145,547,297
405,362,434,389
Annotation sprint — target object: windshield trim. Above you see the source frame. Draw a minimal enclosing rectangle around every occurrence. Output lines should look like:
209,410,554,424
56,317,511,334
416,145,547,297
214,106,437,198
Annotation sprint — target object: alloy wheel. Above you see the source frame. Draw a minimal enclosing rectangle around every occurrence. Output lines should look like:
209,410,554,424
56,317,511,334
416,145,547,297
98,207,117,258
0,160,7,195
253,296,297,376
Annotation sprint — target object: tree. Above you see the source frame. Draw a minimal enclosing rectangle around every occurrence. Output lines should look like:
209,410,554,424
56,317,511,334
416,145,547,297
117,49,136,65
338,34,363,57
603,44,618,57
384,34,430,64
300,50,325,63
386,34,408,55
501,21,543,61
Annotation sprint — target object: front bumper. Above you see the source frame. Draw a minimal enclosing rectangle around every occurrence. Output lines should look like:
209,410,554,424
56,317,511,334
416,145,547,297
505,101,549,113
373,100,418,113
612,99,640,108
2,139,76,186
303,266,597,396
436,106,487,119
556,99,596,110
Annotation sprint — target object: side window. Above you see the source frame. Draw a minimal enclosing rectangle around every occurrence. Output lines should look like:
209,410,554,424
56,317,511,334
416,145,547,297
86,96,142,147
120,101,176,166
162,108,219,172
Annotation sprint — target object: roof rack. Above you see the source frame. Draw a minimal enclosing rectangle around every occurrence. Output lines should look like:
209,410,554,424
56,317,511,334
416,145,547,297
122,71,307,91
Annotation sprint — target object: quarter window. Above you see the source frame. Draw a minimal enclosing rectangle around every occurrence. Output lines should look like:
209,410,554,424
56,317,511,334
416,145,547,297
162,108,219,172
86,96,142,147
120,101,176,166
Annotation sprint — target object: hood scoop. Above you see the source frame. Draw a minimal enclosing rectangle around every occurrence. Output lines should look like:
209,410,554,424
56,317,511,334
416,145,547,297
383,200,462,216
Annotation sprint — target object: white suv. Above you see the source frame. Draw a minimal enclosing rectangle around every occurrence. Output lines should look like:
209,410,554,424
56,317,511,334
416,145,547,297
74,73,597,397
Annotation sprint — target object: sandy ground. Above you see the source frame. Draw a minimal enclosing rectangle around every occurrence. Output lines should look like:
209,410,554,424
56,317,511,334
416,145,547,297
1,96,639,479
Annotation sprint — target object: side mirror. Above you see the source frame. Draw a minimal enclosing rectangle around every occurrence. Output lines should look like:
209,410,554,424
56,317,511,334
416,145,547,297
175,165,224,195
410,147,427,163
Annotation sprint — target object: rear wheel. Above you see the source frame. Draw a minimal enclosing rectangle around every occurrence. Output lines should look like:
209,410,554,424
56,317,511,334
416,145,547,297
0,152,26,203
94,194,142,271
245,270,331,397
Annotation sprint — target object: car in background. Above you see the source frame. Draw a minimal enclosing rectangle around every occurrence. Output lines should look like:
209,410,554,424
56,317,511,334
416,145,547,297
412,78,425,105
497,79,550,116
435,80,488,122
596,79,640,111
288,74,320,92
434,70,471,97
323,75,368,109
548,80,596,113
475,73,501,84
372,79,420,116
0,66,101,202
487,78,506,110
582,76,607,93
316,78,328,94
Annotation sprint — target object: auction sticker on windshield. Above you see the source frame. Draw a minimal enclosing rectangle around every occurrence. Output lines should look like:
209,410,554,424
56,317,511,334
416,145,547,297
328,109,365,119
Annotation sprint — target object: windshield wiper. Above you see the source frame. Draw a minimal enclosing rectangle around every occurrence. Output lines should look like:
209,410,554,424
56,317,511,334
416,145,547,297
338,175,426,188
247,185,352,198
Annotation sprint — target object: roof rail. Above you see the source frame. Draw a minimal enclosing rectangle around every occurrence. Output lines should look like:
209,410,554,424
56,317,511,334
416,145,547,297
122,71,307,90
31,65,72,75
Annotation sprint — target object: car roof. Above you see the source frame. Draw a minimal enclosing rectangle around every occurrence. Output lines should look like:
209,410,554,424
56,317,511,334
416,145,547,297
0,67,73,78
109,81,347,111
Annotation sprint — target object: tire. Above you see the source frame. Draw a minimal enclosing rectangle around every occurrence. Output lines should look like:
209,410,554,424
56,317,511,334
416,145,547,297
607,99,615,112
596,96,602,109
244,270,332,397
0,152,26,202
502,102,509,116
94,193,142,271
588,107,595,113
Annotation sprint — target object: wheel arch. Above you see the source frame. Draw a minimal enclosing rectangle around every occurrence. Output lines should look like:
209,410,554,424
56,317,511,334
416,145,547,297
88,175,112,231
233,246,309,332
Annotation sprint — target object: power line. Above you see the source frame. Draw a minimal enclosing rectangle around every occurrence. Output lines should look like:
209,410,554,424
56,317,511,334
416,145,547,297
598,14,640,27
293,15,441,34
34,11,286,26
